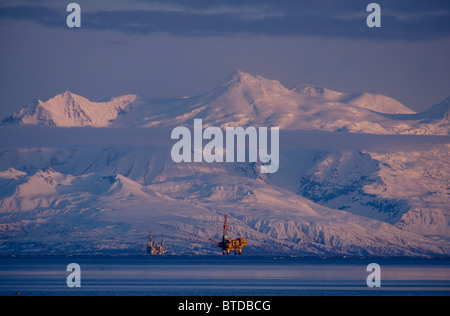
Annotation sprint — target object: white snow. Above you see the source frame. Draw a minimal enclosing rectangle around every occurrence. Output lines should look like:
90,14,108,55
3,71,448,135
0,70,448,256
4,91,137,127
346,93,416,115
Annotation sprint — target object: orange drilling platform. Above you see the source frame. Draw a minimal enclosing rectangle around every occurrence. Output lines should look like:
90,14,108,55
210,215,247,255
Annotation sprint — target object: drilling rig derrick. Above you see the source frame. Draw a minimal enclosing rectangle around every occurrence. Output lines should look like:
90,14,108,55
210,215,247,255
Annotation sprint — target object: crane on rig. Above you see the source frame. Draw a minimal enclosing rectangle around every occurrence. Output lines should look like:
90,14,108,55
210,215,247,255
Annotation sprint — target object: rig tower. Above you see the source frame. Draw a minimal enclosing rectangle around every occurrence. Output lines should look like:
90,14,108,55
210,215,247,255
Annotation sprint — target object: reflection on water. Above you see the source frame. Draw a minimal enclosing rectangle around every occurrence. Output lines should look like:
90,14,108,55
0,256,449,296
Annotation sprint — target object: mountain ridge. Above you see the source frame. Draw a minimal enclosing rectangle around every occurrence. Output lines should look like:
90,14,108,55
3,71,447,135
3,71,448,136
0,165,447,256
2,91,138,127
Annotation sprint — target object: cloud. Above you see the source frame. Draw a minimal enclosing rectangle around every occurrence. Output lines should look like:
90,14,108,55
0,0,449,40
1,126,448,152
0,5,64,28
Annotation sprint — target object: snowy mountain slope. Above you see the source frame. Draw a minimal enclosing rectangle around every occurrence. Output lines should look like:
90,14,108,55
0,70,448,256
0,168,27,179
295,150,402,222
0,135,448,253
292,84,346,100
0,168,28,201
345,93,416,115
419,96,450,120
2,71,448,135
375,96,450,135
113,70,398,134
116,70,307,129
114,70,446,135
2,91,138,127
292,84,416,115
367,146,450,237
293,147,449,237
383,96,450,121
150,174,447,256
0,167,446,256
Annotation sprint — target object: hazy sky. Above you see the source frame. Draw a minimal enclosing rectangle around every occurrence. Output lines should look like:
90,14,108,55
0,0,449,119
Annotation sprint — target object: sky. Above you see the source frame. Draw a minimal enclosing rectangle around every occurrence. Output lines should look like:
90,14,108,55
0,0,449,119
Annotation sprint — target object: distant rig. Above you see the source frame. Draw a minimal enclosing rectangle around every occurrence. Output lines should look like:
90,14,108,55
147,230,167,255
210,215,247,255
146,215,247,256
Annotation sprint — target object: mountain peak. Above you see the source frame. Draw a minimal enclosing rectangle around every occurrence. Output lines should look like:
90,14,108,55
221,70,288,93
56,90,85,104
293,84,346,100
224,69,257,85
61,90,74,99
3,92,137,127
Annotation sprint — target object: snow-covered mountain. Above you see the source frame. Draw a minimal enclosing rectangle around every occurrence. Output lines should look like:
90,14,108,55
293,84,416,115
2,91,138,127
0,71,448,256
421,96,450,120
292,84,346,100
113,70,447,135
345,93,417,115
0,165,446,256
3,71,448,135
113,70,428,134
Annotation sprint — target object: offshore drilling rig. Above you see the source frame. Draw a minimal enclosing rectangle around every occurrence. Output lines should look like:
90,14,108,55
210,215,247,255
147,230,167,255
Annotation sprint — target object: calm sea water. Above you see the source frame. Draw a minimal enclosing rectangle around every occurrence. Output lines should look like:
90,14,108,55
0,256,448,296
